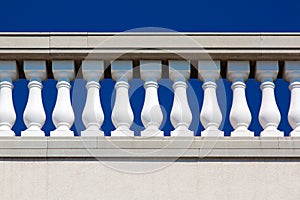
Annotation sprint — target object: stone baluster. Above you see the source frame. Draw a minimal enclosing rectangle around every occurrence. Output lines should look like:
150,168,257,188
51,61,75,137
198,60,223,137
22,61,47,137
81,60,105,136
227,61,254,137
0,61,18,136
255,61,283,137
169,60,193,136
140,60,164,137
111,61,134,136
284,61,300,136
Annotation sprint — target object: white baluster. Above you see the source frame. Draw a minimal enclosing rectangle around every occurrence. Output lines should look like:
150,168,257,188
81,60,105,136
284,61,300,136
22,61,47,137
111,61,134,137
169,60,193,137
227,61,254,137
51,61,75,137
256,61,283,137
0,61,18,136
198,60,223,137
140,60,163,137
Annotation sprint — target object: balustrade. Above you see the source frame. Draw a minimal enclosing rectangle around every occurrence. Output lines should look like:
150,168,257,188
0,59,297,137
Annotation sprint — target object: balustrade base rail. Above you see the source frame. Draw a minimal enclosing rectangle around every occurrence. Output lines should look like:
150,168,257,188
0,136,300,158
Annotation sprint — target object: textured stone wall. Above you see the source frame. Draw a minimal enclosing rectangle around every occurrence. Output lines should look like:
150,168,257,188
0,158,299,200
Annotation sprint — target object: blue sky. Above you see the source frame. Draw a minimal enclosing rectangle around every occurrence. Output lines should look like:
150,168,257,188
1,0,299,31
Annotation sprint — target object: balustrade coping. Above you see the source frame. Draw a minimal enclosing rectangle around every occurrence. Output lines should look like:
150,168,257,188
0,137,298,158
1,32,300,60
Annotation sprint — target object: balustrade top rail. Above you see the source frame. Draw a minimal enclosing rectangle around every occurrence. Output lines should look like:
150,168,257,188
1,32,300,59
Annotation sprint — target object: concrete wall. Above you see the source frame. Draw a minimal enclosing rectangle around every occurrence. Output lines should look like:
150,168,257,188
1,158,299,200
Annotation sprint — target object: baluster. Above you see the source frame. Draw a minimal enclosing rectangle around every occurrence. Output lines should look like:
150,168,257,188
256,61,283,137
111,61,134,136
140,60,164,137
81,60,105,136
169,60,193,136
227,61,254,137
22,61,47,137
198,60,223,137
0,61,18,136
284,61,300,136
51,61,75,137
